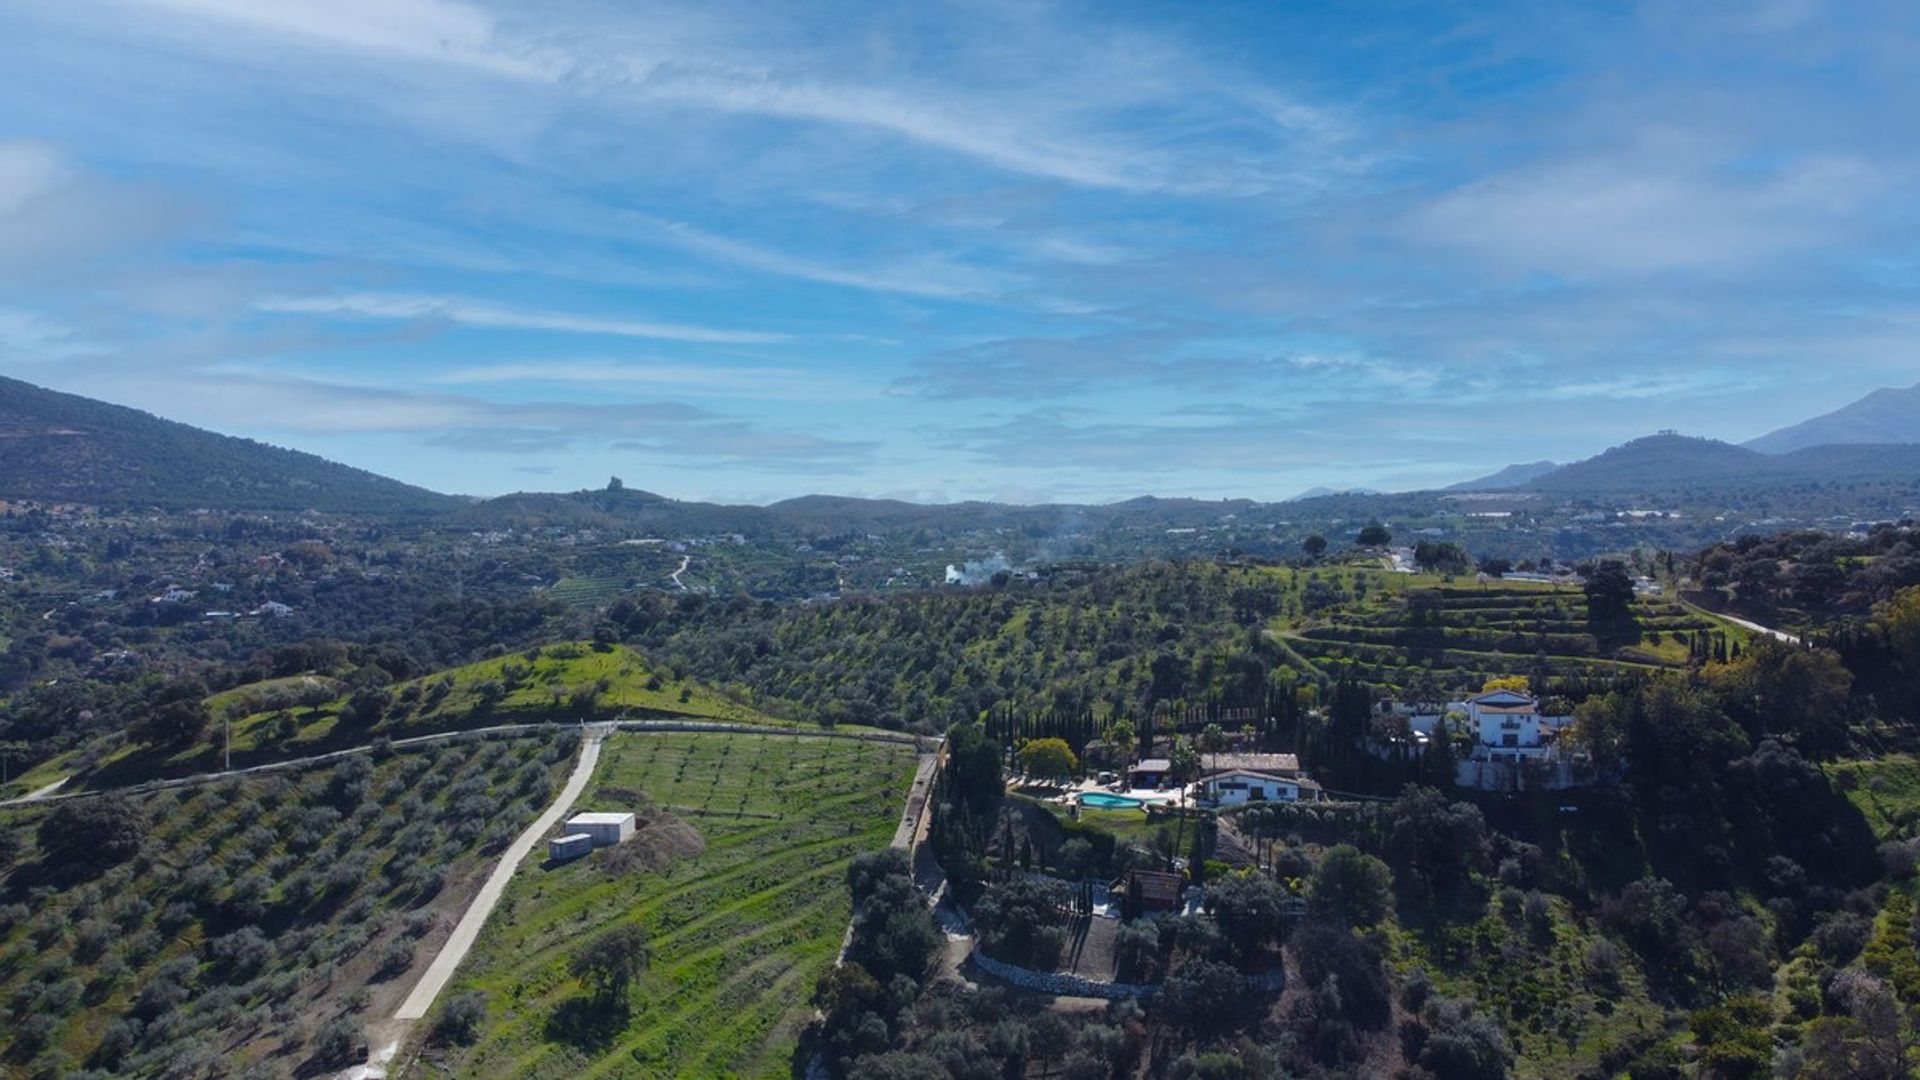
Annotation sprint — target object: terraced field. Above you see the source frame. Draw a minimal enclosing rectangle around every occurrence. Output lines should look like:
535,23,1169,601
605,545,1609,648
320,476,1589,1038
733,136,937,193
428,731,920,1079
546,576,628,607
1276,574,1745,693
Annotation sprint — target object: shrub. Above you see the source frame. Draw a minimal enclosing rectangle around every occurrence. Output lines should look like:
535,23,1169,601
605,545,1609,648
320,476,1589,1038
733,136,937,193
1160,959,1258,1036
207,926,273,982
37,795,147,874
569,924,650,1002
1420,996,1514,1080
1308,845,1392,927
377,939,414,979
1291,923,1390,1030
435,991,486,1045
311,1015,362,1066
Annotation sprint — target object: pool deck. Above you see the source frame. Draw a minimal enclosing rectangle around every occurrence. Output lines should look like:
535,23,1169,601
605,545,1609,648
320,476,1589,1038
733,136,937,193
1056,778,1182,809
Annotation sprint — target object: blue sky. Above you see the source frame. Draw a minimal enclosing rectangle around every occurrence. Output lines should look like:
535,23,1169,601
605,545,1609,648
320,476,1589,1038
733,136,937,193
0,0,1916,502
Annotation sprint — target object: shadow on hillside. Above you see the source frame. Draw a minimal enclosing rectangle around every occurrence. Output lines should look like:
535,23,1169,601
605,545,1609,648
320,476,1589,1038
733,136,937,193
544,994,629,1052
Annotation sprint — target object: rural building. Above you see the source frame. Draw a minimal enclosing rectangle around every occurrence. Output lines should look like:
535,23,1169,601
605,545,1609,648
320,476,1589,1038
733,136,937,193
1127,758,1172,788
1455,690,1583,792
1201,752,1299,778
1467,689,1550,757
1198,770,1322,806
565,812,636,847
1116,868,1184,914
548,833,593,861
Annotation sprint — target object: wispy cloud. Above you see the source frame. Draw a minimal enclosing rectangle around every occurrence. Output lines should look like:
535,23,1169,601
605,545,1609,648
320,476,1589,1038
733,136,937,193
895,324,1282,400
1410,148,1882,277
257,293,788,344
640,217,1011,300
55,365,875,469
0,308,100,362
0,140,194,281
110,0,1354,196
123,0,557,80
430,359,874,401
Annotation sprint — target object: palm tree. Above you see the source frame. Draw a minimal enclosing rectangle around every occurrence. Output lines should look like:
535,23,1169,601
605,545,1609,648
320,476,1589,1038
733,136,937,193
1199,722,1226,773
1168,738,1202,875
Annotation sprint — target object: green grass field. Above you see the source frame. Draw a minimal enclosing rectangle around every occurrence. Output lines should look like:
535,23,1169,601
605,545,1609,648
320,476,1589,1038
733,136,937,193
428,731,920,1079
547,576,628,608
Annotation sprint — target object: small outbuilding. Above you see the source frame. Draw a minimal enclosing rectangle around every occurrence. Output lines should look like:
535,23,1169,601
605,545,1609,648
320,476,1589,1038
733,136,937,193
549,833,593,861
565,812,636,848
1116,868,1184,914
1127,758,1172,789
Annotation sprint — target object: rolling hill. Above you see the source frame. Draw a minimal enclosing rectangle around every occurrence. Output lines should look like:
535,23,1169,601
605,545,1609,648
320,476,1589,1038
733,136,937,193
1521,432,1920,494
1746,381,1920,453
0,376,459,513
1446,460,1559,492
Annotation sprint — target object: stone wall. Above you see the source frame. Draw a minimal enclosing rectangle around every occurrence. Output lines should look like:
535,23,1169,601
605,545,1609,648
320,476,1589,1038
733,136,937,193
968,949,1158,999
967,948,1285,999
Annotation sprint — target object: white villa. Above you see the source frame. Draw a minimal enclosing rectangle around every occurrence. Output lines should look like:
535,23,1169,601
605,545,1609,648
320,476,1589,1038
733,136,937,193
1199,769,1323,806
1466,689,1554,761
1455,689,1582,791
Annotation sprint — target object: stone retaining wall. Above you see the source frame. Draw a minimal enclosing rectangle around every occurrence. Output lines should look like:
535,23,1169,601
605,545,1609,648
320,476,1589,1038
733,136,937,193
968,949,1158,999
967,949,1285,999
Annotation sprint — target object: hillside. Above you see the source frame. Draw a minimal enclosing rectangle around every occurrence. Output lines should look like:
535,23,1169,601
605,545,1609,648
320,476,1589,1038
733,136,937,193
1522,432,1920,495
1446,460,1558,492
1523,434,1770,493
44,642,803,794
0,376,459,514
0,734,579,1074
1746,381,1920,453
427,731,918,1079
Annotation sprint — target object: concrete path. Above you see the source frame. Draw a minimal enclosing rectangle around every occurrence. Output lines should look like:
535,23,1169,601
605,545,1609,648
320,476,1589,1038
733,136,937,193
394,726,606,1021
8,777,66,803
890,753,939,850
1712,611,1803,646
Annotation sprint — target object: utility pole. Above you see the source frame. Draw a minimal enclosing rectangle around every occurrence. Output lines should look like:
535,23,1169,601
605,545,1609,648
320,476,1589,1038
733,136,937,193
225,714,232,772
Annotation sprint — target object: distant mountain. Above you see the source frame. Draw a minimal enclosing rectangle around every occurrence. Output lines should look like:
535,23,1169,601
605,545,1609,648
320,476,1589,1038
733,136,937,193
1745,381,1920,453
1522,432,1920,494
1525,434,1764,493
1288,486,1381,502
1446,461,1559,492
0,377,459,514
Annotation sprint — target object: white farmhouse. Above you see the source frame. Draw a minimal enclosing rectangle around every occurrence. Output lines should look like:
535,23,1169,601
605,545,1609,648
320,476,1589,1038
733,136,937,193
1199,770,1322,806
1456,689,1583,792
1466,689,1551,761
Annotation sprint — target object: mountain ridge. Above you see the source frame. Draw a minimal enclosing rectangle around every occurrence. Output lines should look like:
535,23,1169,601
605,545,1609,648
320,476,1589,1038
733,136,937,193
0,376,460,514
2,375,1916,520
1745,381,1920,453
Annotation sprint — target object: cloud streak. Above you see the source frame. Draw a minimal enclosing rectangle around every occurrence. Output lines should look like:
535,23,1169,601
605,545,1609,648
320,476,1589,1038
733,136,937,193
257,293,789,345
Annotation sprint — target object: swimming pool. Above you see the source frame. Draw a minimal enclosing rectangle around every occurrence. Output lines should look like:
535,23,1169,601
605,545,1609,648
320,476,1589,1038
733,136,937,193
1079,792,1144,809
